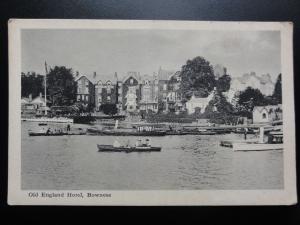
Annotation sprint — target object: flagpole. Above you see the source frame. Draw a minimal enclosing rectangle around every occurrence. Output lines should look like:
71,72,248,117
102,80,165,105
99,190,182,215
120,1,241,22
44,61,48,116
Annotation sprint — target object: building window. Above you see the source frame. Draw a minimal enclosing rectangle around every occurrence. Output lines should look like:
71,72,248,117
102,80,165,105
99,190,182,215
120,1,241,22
107,96,111,101
107,88,111,94
77,95,80,101
163,84,167,91
163,93,167,100
86,95,89,101
130,78,134,84
85,80,89,86
262,113,266,119
98,87,102,94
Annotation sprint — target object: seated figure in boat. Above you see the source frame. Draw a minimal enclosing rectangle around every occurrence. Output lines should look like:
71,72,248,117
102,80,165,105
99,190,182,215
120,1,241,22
145,138,151,147
135,139,142,147
113,140,121,148
46,128,51,134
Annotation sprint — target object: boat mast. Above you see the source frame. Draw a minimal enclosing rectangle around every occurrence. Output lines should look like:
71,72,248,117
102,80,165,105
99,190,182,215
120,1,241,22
44,61,48,116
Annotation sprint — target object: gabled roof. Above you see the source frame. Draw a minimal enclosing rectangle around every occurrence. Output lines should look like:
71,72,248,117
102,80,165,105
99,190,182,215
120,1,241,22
122,73,140,83
158,67,176,81
75,73,118,84
21,98,29,104
31,96,45,104
253,105,282,113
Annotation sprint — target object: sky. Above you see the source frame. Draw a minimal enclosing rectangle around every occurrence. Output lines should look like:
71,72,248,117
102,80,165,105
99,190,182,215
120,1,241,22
21,29,281,81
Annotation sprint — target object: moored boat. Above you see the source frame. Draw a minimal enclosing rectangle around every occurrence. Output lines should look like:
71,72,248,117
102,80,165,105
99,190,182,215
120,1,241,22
87,128,166,136
165,130,189,135
97,144,161,152
22,117,73,123
28,131,86,136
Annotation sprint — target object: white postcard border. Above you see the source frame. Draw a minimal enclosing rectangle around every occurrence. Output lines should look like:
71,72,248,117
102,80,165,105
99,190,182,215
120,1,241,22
8,19,297,205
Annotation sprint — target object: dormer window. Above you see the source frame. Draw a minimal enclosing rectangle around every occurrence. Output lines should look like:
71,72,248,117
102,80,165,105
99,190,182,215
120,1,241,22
130,78,134,85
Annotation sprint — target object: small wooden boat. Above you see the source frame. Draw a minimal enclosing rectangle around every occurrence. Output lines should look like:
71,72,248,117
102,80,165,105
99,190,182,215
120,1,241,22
28,131,86,136
22,117,74,123
97,144,161,152
165,130,189,135
38,123,48,126
184,130,216,135
29,132,67,136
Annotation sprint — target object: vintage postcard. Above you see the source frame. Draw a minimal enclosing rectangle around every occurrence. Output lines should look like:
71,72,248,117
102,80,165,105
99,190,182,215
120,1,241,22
8,19,296,205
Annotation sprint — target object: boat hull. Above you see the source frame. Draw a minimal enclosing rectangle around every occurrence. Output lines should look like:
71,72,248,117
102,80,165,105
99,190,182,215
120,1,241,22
22,117,73,123
29,132,86,136
87,129,166,136
97,144,161,152
233,143,283,151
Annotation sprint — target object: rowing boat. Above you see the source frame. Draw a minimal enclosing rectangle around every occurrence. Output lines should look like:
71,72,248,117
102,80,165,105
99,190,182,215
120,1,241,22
97,144,161,152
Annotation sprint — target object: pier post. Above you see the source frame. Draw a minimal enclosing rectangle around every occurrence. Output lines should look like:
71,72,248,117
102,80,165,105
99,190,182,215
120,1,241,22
259,126,264,143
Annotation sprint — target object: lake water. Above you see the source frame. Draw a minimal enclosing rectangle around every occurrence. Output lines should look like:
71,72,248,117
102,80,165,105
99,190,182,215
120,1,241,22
21,122,284,190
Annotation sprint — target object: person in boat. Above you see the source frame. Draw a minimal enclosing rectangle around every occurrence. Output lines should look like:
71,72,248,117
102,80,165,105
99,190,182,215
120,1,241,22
46,128,51,134
135,139,142,147
126,140,131,148
67,124,71,132
145,139,151,147
113,139,121,148
244,127,248,140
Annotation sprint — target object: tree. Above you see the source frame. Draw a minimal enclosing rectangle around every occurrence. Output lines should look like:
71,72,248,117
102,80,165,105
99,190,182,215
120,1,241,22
21,72,44,98
216,74,231,92
47,66,77,106
179,56,216,100
237,87,266,112
205,92,234,115
273,73,282,104
100,104,118,115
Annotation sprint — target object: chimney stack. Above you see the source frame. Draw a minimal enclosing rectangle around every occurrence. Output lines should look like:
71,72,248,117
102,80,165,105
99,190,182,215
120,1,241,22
93,72,97,79
39,92,42,98
76,71,79,77
223,67,227,75
29,94,32,102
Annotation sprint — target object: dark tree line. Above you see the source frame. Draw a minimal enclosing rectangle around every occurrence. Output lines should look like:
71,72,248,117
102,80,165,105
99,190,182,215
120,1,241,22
22,66,77,106
21,72,44,98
